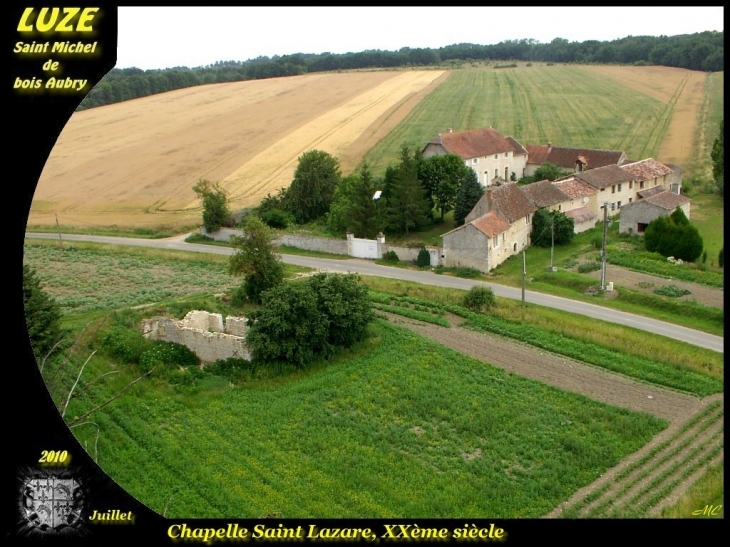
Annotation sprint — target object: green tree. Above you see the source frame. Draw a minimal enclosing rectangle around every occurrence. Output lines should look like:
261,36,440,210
327,163,382,237
418,154,469,220
644,207,704,262
531,209,575,247
533,162,568,182
711,120,723,196
23,265,65,363
283,150,341,223
385,147,431,235
228,215,284,303
192,179,232,232
454,168,484,226
246,274,372,367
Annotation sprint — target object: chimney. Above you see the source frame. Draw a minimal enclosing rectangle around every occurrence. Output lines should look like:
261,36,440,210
485,187,493,213
447,127,453,133
547,141,552,150
438,133,443,145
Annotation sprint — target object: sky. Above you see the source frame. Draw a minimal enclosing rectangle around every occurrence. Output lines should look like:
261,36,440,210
116,7,724,70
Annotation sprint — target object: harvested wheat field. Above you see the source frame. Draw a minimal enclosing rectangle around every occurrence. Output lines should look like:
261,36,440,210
29,70,445,230
580,65,707,167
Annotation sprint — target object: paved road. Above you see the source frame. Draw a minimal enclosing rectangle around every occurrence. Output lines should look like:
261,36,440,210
25,232,724,353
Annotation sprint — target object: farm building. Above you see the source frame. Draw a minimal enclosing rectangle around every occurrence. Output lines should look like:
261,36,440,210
422,127,528,187
618,188,691,235
551,176,600,233
524,143,627,177
442,183,536,273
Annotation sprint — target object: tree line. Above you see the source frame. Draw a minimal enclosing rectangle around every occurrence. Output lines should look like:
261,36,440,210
79,31,723,110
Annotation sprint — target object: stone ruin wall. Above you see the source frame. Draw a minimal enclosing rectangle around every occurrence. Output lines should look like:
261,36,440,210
142,310,251,363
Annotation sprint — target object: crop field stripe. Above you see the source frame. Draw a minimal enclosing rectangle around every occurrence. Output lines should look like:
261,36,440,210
558,398,723,518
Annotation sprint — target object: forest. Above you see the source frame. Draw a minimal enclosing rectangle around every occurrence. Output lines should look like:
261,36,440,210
79,31,723,110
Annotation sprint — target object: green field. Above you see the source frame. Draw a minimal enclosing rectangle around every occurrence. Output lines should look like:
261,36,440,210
363,66,669,175
65,320,666,518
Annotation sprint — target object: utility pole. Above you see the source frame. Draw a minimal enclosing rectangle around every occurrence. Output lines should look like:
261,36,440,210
600,203,608,290
550,214,554,270
55,213,63,248
521,250,526,307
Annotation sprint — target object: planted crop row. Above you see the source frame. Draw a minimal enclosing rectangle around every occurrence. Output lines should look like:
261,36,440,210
371,303,450,327
560,399,724,518
66,321,666,518
608,250,724,288
450,307,722,396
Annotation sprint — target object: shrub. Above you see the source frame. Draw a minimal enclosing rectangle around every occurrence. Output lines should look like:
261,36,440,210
100,326,150,363
644,209,703,262
206,357,256,380
416,248,431,267
578,261,602,273
462,286,496,311
139,341,199,372
453,267,481,279
192,179,232,232
246,273,373,368
259,208,294,229
382,250,399,263
654,285,692,298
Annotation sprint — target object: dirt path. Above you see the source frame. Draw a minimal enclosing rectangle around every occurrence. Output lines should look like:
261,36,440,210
380,311,722,518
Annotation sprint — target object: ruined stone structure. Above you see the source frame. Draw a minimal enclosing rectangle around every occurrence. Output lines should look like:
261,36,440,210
142,310,251,363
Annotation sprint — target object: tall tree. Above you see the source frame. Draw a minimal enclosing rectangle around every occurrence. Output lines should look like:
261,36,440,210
192,179,232,232
385,147,431,235
454,168,484,226
328,162,382,238
23,265,65,363
228,215,284,303
283,150,341,223
419,154,468,220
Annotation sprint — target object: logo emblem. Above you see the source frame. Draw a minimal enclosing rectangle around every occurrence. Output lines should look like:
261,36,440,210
21,474,85,532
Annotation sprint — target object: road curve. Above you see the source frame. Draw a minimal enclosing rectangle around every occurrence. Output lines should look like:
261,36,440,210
25,232,724,353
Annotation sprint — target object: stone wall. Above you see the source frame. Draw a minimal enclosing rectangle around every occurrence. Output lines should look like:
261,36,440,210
142,310,251,363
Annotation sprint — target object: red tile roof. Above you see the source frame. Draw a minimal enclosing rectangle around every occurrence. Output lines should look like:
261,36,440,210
564,206,596,223
490,183,537,224
429,127,526,159
575,164,634,189
645,191,691,210
620,158,673,181
520,179,571,208
526,145,626,169
552,176,596,199
471,211,511,237
637,186,667,199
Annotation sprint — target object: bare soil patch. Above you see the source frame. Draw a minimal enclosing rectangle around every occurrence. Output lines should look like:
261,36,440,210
574,257,724,309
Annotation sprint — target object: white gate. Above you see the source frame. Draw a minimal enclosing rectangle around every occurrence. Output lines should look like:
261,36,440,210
350,237,379,259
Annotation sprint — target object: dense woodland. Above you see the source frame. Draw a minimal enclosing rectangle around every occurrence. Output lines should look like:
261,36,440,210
79,31,723,110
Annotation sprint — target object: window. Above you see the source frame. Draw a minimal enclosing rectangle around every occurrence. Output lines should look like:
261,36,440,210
505,152,509,158
617,201,622,208
611,202,616,211
612,185,616,194
493,236,499,248
494,168,499,178
654,177,658,185
640,181,644,189
494,154,498,160
558,204,561,210
629,181,633,189
505,166,509,180
526,213,531,224
513,242,517,252
472,158,478,164
618,183,622,192
629,197,633,204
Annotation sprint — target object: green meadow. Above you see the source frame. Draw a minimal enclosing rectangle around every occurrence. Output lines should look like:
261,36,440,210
363,65,669,175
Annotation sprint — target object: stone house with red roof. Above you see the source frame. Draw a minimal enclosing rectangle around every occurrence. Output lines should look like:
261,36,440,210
441,183,536,272
618,187,691,235
422,127,528,187
524,143,627,177
520,178,599,234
